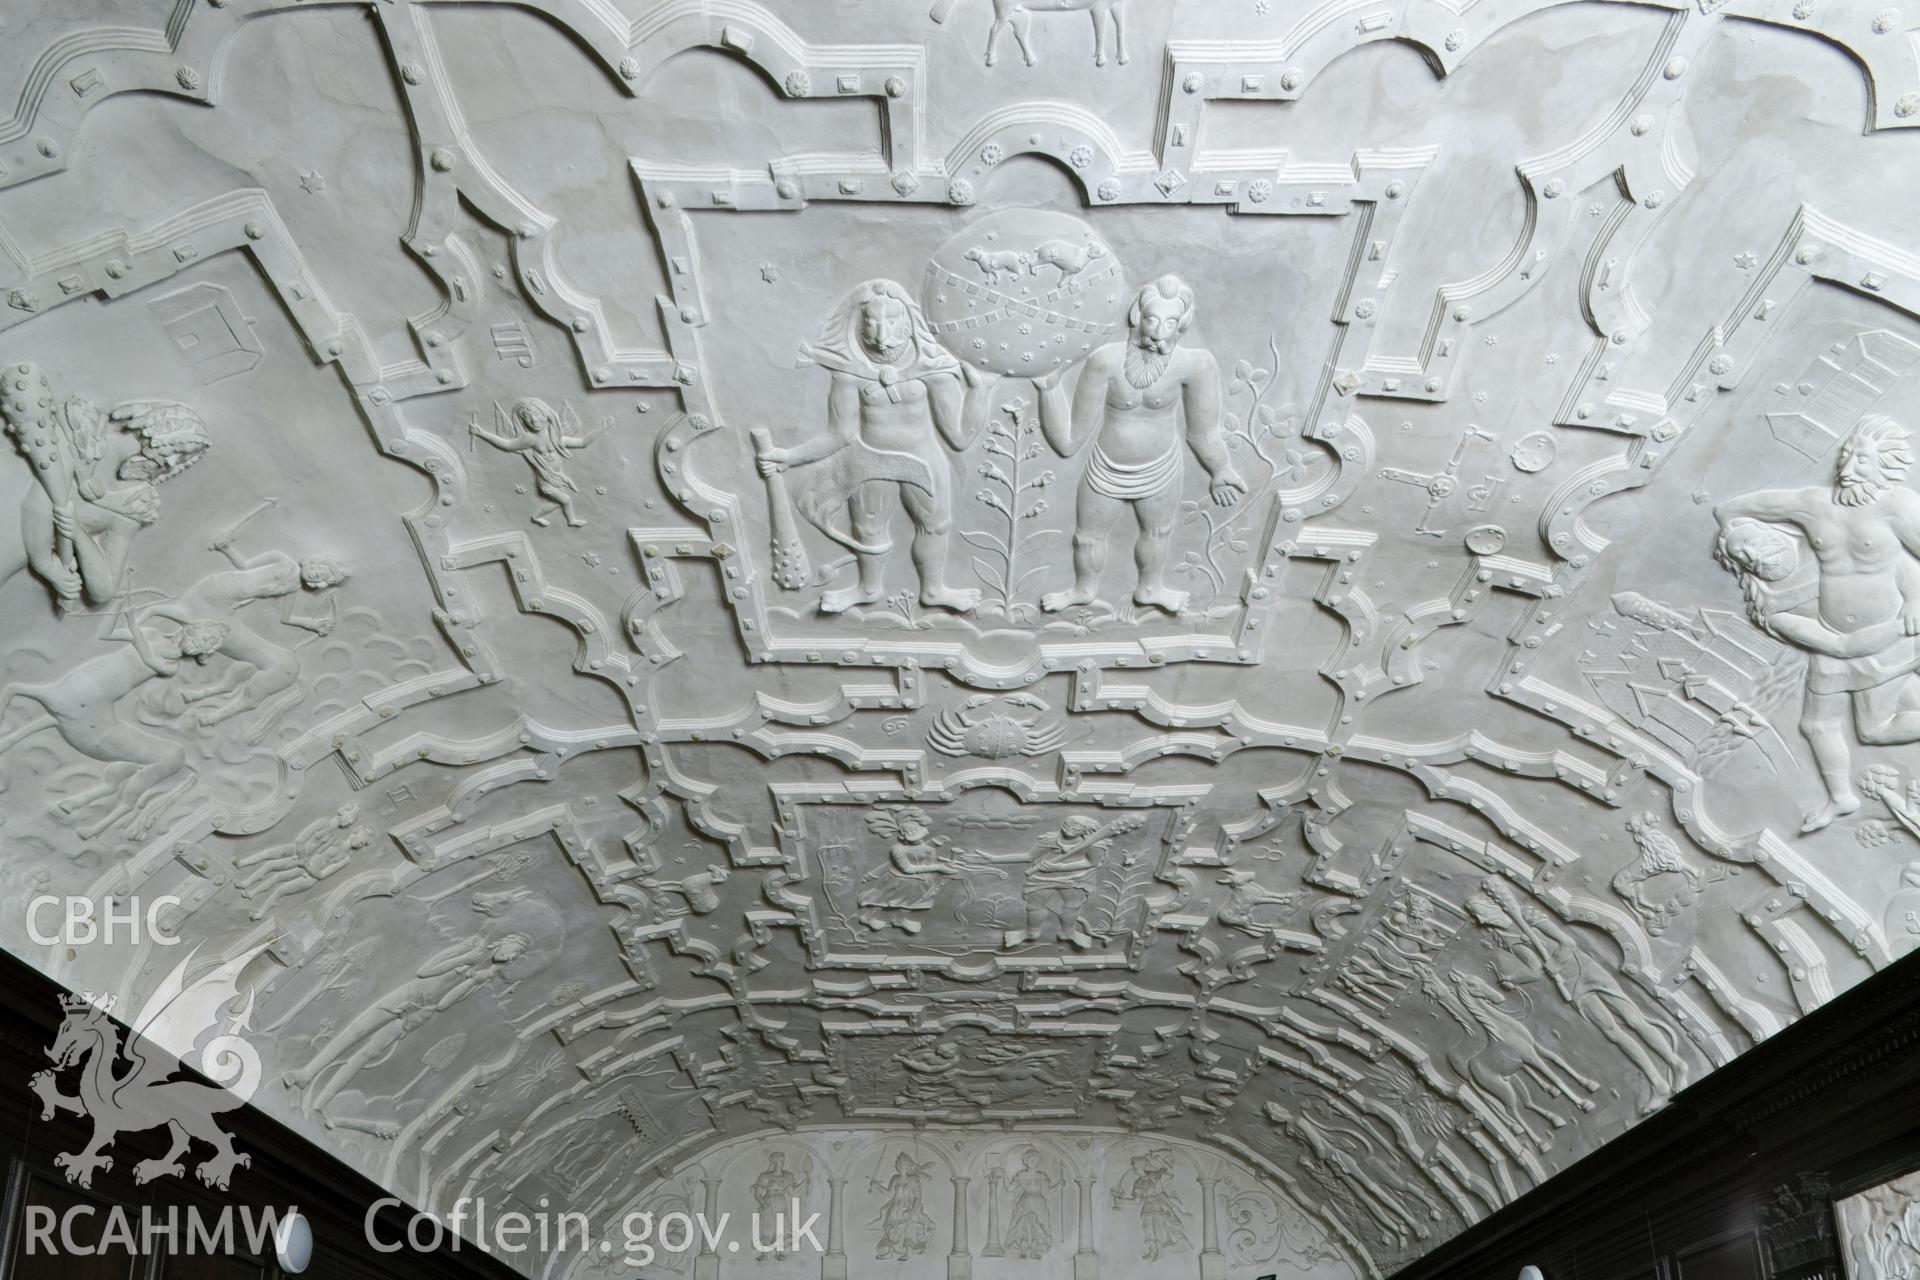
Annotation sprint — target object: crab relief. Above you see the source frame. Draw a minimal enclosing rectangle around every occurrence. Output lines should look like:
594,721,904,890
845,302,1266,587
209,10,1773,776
926,693,1068,759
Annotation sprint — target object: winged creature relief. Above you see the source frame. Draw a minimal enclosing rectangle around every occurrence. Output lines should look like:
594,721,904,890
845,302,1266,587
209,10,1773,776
469,398,607,529
853,807,964,934
0,362,209,611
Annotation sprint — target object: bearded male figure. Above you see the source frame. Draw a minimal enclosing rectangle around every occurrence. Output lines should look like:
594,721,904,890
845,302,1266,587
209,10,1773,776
1035,274,1244,614
757,280,988,614
1714,416,1920,831
967,812,1144,947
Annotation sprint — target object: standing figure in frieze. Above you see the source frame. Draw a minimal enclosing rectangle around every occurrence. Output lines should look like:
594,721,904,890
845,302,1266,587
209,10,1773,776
856,807,963,934
751,1152,812,1261
756,280,988,615
867,1152,937,1261
1111,1149,1189,1260
1004,1147,1060,1258
967,813,1144,948
1035,274,1245,614
1713,416,1920,830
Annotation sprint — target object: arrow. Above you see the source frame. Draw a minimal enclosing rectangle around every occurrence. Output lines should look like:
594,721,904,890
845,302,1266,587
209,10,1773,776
218,495,280,544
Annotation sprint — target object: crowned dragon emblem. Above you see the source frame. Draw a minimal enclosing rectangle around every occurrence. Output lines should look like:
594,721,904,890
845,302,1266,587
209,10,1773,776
31,943,271,1190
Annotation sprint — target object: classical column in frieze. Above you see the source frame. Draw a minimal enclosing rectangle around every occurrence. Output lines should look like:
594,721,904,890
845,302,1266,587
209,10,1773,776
695,1175,722,1280
821,1176,847,1280
1074,1176,1098,1280
948,1176,972,1280
1199,1173,1225,1280
982,1167,1005,1258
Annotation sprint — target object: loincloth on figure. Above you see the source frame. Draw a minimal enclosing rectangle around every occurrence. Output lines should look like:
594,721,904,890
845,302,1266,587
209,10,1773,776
1806,633,1920,694
1085,439,1181,500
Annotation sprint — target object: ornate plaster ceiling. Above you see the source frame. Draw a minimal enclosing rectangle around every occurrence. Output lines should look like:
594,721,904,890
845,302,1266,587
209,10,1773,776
1,0,1919,1276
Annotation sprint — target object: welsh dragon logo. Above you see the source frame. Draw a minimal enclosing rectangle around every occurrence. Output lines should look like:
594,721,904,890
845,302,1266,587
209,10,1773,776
31,943,271,1190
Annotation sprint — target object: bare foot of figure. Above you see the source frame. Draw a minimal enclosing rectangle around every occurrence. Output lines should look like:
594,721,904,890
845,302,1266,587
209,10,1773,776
1801,793,1860,833
920,585,981,612
1133,584,1188,614
1041,585,1096,612
820,583,885,615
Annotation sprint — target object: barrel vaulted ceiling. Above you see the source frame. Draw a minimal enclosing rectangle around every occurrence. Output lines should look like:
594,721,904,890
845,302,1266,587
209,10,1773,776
1,0,1918,1276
